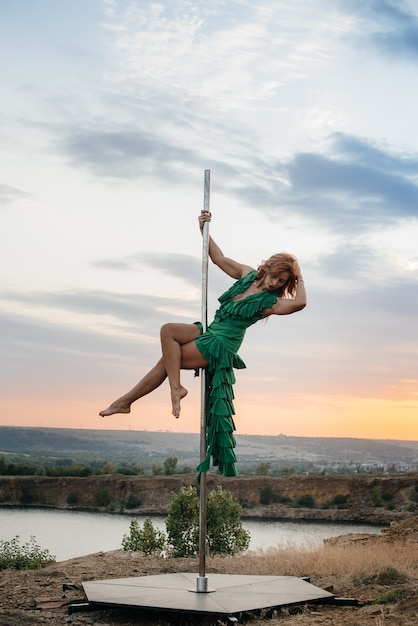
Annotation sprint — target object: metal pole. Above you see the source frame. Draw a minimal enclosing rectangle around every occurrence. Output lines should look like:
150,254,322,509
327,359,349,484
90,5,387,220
195,170,213,593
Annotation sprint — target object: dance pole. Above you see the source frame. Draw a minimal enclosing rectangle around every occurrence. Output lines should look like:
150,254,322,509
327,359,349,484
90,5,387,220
194,169,213,593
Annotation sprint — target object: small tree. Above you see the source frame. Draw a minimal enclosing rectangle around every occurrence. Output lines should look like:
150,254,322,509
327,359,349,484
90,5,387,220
163,457,178,475
206,486,250,555
122,518,166,555
166,485,250,557
165,486,200,557
151,463,163,476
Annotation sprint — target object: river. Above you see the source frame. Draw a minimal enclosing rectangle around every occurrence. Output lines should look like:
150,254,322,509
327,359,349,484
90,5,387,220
0,507,386,562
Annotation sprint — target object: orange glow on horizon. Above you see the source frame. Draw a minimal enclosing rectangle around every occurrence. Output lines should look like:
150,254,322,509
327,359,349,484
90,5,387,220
1,391,417,442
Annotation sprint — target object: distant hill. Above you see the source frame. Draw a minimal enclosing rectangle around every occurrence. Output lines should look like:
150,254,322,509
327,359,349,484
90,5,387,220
0,426,417,470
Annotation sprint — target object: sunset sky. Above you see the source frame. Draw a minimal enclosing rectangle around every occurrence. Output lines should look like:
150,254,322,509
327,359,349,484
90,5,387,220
1,0,417,441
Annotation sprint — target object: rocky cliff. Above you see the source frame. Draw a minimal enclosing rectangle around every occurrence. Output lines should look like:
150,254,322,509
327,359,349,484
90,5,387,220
0,474,417,524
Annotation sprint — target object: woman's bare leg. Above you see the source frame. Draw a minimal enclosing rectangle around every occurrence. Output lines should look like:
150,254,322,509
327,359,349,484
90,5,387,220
99,359,167,416
160,322,207,418
99,323,207,418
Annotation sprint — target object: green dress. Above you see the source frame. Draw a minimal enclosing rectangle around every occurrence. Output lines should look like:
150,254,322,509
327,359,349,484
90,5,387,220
195,270,281,478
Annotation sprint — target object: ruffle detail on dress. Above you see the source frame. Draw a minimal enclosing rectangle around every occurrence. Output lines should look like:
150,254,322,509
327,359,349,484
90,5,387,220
216,294,276,322
195,333,242,479
216,270,279,322
218,270,258,302
195,331,246,370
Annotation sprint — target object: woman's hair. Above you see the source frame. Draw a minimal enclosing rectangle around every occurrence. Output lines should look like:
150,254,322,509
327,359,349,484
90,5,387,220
256,253,298,298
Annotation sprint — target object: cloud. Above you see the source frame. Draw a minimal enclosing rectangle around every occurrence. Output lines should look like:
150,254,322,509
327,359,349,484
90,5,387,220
0,310,158,401
0,288,191,330
102,0,350,110
340,0,418,61
231,133,418,235
62,124,198,180
92,252,202,285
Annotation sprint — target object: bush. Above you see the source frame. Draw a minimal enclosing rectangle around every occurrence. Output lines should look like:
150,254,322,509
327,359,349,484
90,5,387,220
370,485,383,507
0,536,55,570
295,494,315,508
259,485,290,505
353,566,408,587
151,463,163,476
260,485,275,505
332,494,348,506
206,486,250,556
66,492,79,505
166,485,250,557
165,486,199,557
94,488,111,507
122,518,166,555
19,486,36,505
125,494,141,509
374,589,403,604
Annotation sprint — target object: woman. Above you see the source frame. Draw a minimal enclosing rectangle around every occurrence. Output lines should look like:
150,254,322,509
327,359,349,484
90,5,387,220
100,211,307,476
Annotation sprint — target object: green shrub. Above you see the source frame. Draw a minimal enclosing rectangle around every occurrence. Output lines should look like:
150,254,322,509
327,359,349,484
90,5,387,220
122,518,166,555
295,494,315,508
125,494,141,509
374,589,401,604
259,485,290,505
151,463,163,476
166,485,250,557
20,486,36,505
370,485,383,507
260,485,275,505
375,567,408,586
165,486,199,557
332,494,348,506
0,536,55,570
206,486,250,556
94,488,110,507
353,567,408,587
381,491,393,502
66,492,79,505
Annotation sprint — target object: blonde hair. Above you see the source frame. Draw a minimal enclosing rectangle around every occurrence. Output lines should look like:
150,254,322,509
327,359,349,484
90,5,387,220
256,253,298,298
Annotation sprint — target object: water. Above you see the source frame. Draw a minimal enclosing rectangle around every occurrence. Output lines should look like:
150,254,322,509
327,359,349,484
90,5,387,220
0,507,385,562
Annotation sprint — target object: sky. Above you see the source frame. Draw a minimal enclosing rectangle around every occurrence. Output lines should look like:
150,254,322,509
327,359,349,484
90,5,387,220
1,0,417,441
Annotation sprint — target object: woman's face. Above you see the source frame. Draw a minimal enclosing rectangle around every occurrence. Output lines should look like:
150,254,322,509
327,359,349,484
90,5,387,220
264,270,290,291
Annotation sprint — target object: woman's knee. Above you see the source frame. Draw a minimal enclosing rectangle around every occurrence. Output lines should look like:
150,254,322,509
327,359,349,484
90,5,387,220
160,323,176,340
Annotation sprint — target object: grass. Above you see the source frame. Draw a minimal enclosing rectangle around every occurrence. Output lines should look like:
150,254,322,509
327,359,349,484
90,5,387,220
212,541,418,581
204,540,418,623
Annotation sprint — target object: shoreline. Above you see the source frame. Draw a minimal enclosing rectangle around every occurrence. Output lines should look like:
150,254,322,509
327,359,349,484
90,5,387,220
0,500,408,526
1,473,417,525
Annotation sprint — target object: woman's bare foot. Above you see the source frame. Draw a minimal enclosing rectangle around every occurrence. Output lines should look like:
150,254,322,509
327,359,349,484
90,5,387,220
99,399,131,417
171,386,188,419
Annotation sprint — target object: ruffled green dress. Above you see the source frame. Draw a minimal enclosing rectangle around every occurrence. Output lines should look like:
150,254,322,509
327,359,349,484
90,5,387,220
195,270,281,478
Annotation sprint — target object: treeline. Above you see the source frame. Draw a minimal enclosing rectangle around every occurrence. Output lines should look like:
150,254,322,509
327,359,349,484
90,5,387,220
1,454,415,478
0,455,319,478
0,455,193,477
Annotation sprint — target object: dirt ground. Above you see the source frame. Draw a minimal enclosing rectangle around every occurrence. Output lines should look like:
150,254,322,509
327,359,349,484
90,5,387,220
1,517,417,626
